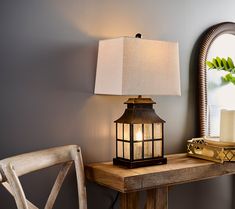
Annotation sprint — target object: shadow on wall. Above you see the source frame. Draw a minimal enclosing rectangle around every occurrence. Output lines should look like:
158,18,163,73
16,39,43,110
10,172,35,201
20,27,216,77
188,33,201,138
170,175,233,209
53,44,98,93
0,41,98,144
87,182,119,209
187,24,213,139
9,43,98,93
0,29,120,164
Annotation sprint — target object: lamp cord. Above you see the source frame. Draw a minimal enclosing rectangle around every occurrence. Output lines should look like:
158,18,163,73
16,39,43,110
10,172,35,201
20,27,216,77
109,192,119,209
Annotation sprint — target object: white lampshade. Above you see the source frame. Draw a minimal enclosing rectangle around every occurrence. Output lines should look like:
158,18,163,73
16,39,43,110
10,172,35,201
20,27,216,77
94,36,181,96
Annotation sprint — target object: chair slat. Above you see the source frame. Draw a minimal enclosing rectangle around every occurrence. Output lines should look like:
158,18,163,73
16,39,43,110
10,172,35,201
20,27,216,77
72,148,88,209
3,164,29,209
44,162,72,209
3,182,38,209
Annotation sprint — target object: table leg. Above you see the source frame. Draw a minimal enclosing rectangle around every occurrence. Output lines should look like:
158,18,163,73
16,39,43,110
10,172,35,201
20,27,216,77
119,192,139,209
145,187,168,209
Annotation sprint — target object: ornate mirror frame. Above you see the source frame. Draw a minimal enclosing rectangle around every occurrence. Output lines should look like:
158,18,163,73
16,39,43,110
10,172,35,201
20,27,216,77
198,22,235,136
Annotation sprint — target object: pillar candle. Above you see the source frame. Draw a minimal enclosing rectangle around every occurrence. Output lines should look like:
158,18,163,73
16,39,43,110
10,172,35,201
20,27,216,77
220,109,235,142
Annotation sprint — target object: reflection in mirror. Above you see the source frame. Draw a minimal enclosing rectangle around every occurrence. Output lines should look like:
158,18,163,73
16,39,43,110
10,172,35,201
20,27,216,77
207,34,235,136
198,22,235,137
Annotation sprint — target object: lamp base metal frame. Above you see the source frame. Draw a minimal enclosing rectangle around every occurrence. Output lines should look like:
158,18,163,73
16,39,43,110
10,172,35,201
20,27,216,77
113,157,167,168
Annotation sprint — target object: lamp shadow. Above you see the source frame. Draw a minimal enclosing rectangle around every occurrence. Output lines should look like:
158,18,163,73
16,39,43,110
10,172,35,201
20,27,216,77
186,30,203,140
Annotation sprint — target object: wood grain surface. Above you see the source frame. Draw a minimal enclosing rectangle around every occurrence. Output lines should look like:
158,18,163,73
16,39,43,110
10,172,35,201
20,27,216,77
85,153,235,193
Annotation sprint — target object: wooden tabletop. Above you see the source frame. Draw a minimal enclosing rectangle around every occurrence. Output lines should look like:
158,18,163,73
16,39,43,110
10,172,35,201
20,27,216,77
85,153,235,193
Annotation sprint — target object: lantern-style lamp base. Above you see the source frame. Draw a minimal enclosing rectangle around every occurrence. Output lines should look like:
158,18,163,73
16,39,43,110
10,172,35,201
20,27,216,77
113,157,167,169
114,96,167,169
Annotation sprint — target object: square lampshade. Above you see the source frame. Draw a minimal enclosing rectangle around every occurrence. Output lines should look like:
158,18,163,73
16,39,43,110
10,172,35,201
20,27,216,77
94,36,181,96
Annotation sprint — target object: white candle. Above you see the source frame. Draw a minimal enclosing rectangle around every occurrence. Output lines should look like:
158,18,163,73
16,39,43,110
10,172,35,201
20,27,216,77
220,109,235,142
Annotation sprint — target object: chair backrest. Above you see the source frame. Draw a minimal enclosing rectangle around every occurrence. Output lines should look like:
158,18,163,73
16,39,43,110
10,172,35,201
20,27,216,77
0,145,87,209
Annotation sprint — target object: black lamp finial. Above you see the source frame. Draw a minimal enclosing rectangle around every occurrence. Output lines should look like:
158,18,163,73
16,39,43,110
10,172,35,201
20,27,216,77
135,33,142,38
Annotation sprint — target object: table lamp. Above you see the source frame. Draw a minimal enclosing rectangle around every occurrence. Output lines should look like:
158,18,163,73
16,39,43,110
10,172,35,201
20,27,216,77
94,34,180,168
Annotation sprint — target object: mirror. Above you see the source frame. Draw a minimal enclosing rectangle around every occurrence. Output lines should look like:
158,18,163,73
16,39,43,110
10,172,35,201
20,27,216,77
198,22,235,137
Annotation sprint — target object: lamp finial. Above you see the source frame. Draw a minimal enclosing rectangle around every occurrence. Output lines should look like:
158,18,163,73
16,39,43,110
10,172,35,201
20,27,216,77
135,33,142,38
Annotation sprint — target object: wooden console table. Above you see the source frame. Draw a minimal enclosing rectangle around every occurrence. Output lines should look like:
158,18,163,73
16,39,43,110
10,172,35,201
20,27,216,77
85,153,235,209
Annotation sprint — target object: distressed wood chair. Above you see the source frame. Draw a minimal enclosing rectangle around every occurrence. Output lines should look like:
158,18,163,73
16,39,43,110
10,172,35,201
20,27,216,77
0,145,87,209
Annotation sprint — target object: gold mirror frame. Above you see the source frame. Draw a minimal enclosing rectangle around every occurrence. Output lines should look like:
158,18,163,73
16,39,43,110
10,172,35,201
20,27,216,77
198,22,235,136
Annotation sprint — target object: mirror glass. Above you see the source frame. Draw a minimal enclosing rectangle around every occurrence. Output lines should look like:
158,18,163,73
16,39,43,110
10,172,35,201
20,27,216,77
206,34,235,136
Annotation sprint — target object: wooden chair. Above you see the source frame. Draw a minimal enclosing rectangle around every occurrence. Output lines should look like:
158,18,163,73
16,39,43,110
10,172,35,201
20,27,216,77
0,145,87,209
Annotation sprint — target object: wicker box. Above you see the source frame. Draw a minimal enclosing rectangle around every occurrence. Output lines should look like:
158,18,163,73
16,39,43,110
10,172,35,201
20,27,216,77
187,137,235,163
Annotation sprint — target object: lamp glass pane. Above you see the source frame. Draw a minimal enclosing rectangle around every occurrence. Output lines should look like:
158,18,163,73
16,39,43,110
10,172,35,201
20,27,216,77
144,141,152,158
154,141,162,157
134,142,142,160
134,124,143,141
144,124,152,140
124,124,130,141
154,123,162,139
124,142,130,159
117,141,123,158
117,123,123,140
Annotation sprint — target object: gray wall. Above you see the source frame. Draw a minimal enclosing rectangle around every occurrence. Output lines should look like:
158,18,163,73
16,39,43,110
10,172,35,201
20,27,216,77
0,0,234,208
